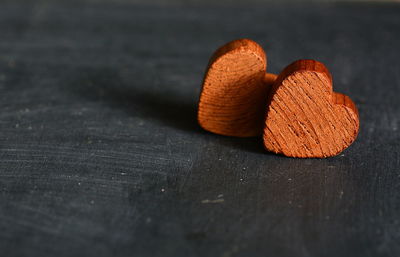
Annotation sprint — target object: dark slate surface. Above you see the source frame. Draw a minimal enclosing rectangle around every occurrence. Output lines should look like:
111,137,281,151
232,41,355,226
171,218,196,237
0,1,399,257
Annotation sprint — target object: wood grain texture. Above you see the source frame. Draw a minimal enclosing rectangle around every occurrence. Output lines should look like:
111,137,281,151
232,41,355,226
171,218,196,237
198,39,276,137
263,60,360,158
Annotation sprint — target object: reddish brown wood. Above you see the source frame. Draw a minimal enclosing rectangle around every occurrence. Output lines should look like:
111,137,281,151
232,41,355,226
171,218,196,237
263,59,360,158
198,39,276,137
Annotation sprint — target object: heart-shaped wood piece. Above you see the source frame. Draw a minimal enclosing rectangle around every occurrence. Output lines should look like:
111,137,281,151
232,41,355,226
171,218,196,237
263,60,359,158
198,39,277,137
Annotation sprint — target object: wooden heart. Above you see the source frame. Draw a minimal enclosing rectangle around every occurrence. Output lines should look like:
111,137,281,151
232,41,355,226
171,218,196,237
263,60,359,158
198,39,277,137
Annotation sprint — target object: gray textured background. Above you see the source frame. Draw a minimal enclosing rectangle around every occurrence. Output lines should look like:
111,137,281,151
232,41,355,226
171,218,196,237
0,1,399,257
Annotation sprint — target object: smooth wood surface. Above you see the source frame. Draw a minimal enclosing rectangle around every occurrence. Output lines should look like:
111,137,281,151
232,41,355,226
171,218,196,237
1,2,399,257
263,60,359,158
198,39,275,137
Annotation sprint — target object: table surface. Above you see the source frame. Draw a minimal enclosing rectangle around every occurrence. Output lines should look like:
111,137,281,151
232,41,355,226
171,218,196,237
0,1,399,256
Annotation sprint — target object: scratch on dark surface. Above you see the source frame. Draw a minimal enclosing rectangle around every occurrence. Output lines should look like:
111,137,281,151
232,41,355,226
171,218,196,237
201,198,224,204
